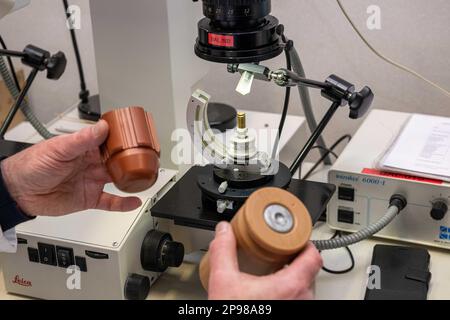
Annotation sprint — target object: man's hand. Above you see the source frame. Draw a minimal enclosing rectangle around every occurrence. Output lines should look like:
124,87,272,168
1,120,142,217
207,222,322,300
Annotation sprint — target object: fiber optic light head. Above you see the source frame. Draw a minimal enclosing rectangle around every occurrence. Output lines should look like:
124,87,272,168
193,0,284,63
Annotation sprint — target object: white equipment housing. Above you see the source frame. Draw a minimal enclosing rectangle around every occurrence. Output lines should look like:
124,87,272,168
0,0,29,19
328,109,450,249
1,170,179,300
89,0,207,170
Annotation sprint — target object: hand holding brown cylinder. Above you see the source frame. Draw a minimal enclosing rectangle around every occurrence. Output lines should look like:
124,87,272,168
199,187,312,290
101,106,160,193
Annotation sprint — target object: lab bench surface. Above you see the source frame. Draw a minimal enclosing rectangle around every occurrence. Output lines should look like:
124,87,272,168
2,221,450,300
0,260,207,300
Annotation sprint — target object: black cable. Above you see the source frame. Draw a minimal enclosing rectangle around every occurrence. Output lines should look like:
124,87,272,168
303,134,352,180
278,49,292,135
63,0,88,101
271,42,292,159
272,58,291,159
0,35,21,91
311,145,339,159
321,231,355,274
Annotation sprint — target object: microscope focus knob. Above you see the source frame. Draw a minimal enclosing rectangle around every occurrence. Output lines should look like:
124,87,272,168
162,240,185,268
141,230,185,273
124,274,150,300
430,201,448,221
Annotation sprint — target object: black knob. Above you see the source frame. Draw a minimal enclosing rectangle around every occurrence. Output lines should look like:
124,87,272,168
124,274,150,300
141,230,185,273
348,87,374,119
162,240,185,268
46,51,67,80
430,201,448,221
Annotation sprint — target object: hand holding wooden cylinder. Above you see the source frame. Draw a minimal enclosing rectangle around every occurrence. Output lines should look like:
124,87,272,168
199,187,312,290
101,106,160,193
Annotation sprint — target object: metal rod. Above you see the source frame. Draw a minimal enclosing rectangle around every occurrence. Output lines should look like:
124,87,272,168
289,101,341,176
291,78,330,90
289,45,332,165
0,48,26,59
63,0,88,98
0,68,39,138
284,69,331,90
0,36,21,90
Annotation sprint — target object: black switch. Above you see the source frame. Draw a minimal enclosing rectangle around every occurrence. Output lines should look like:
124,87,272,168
338,186,355,202
337,208,354,224
85,251,109,259
38,243,57,266
56,246,74,268
75,256,87,272
28,247,39,263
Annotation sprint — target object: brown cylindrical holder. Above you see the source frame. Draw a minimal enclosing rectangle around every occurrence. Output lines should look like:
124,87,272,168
101,106,161,193
199,187,312,290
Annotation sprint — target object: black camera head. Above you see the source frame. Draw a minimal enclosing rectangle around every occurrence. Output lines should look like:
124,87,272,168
194,0,284,64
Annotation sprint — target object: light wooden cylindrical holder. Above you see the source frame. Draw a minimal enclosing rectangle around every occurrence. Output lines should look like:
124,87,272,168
199,187,312,290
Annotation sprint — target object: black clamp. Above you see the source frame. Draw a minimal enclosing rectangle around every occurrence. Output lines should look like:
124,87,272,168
0,44,67,138
322,74,374,119
22,45,67,80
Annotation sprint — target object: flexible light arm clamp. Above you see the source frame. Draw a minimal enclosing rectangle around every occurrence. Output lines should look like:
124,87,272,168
228,63,374,176
0,44,66,138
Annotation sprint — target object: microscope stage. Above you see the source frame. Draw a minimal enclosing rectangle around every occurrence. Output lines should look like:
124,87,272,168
151,166,336,230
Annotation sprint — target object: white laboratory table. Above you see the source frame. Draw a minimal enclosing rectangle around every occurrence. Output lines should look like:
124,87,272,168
1,110,450,300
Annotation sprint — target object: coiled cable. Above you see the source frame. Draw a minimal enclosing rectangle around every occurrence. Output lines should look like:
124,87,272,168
313,195,407,251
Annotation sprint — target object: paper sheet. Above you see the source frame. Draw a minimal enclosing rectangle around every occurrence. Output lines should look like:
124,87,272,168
379,114,450,182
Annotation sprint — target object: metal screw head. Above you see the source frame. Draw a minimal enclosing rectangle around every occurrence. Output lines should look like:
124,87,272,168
263,204,294,233
218,181,228,194
112,242,119,247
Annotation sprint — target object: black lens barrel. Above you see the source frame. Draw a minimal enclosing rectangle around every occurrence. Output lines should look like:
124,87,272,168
195,0,282,63
202,0,271,29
